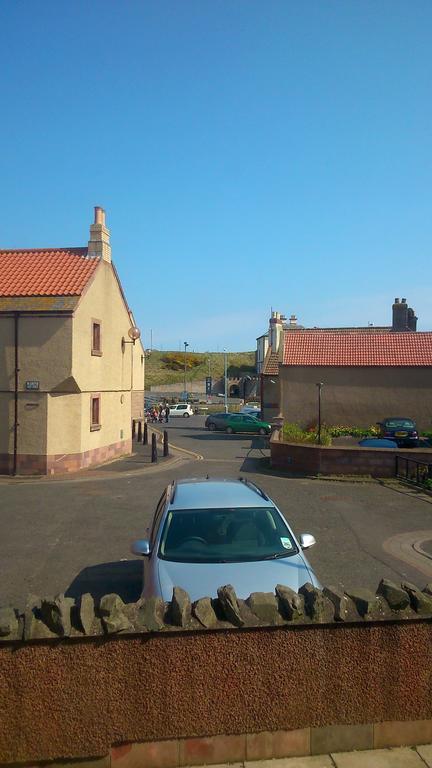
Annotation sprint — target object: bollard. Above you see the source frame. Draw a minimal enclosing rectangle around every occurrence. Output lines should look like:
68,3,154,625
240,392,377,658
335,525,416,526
163,430,169,457
132,419,136,439
137,420,142,442
143,422,148,445
151,432,158,463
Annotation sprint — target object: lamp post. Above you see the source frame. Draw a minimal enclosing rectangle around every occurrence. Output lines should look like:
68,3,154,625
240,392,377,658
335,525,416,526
223,348,228,413
316,382,324,445
243,375,252,403
183,341,189,401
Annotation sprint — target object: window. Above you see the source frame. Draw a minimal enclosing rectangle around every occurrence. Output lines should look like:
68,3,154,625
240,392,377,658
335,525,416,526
90,395,101,430
91,320,102,355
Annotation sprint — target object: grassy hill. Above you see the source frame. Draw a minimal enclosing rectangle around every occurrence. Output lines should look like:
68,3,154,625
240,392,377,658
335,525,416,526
145,350,256,388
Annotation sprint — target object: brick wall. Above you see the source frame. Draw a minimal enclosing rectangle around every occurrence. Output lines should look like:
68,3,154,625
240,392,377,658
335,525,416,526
270,434,432,477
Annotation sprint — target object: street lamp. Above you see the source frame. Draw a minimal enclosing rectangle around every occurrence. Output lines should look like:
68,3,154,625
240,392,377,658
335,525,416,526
223,348,228,413
183,341,189,401
316,382,324,445
243,375,252,402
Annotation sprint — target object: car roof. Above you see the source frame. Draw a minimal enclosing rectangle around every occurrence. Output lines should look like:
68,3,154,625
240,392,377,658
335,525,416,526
169,479,272,510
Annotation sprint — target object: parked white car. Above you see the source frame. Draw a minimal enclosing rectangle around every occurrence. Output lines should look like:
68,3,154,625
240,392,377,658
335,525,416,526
169,403,194,418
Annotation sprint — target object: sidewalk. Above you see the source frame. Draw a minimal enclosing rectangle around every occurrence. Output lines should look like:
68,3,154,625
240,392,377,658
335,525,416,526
191,745,432,766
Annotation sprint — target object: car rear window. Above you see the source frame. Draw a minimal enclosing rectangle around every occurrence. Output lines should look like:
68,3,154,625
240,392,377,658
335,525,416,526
158,506,298,563
384,419,415,428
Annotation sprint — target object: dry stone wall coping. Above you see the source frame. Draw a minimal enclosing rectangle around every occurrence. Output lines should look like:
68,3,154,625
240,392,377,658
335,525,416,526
1,578,432,644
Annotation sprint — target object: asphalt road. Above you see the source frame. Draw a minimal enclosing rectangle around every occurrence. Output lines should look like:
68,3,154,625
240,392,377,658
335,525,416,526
1,414,432,609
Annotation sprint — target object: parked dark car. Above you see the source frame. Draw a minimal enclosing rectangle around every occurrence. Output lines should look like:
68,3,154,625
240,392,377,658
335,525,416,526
377,418,419,447
358,438,399,449
205,413,234,431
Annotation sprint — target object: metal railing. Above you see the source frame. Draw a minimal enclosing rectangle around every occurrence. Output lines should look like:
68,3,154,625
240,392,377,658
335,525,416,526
395,455,432,486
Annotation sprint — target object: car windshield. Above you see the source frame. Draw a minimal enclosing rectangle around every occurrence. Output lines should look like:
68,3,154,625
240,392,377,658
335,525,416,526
384,419,415,429
158,506,298,563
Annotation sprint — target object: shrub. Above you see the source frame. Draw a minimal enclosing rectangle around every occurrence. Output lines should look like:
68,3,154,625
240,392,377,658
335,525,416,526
161,352,203,371
282,423,332,446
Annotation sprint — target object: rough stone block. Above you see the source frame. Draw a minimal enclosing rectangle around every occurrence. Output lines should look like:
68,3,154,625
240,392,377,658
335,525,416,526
192,597,218,628
0,606,19,639
401,581,432,615
323,585,359,622
423,583,432,596
299,583,335,622
137,596,165,631
345,588,377,617
99,593,131,634
217,585,244,627
78,593,96,634
377,579,410,610
275,584,305,621
246,592,280,625
171,587,191,627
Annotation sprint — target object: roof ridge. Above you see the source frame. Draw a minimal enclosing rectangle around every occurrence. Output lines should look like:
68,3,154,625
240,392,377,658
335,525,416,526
0,246,88,254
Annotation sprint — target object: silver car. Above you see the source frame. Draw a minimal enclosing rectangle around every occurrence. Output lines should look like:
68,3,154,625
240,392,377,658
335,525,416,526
131,478,319,601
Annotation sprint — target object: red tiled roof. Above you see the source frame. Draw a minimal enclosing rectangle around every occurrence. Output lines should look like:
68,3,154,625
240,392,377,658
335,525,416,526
283,331,432,367
0,248,99,297
263,351,280,375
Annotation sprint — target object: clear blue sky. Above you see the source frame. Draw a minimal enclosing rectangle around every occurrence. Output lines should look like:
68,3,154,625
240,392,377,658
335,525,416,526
1,1,431,351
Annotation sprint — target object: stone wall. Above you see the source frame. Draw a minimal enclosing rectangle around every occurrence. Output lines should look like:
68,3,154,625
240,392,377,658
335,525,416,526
270,432,432,477
1,580,432,765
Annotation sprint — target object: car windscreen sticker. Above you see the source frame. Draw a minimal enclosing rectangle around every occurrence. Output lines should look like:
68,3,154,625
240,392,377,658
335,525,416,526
280,537,293,550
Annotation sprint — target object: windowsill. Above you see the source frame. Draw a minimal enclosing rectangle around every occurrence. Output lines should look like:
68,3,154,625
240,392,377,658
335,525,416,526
90,424,101,431
91,350,103,357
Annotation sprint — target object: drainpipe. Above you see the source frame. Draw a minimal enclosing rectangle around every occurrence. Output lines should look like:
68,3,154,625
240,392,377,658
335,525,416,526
13,312,20,475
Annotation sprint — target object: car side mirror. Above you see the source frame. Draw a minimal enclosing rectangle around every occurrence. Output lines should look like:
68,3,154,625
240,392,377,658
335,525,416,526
299,533,316,550
130,539,151,557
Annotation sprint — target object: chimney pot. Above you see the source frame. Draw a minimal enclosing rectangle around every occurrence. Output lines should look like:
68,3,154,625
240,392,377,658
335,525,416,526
401,298,407,304
94,206,105,226
395,298,400,303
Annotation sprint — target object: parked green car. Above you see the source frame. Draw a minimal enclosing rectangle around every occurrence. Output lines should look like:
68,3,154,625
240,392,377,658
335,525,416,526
223,413,271,435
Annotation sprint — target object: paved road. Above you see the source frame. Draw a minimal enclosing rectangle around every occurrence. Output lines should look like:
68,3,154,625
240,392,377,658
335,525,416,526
1,415,432,609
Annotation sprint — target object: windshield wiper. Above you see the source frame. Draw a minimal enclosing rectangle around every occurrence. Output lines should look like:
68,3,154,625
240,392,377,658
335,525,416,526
262,551,293,560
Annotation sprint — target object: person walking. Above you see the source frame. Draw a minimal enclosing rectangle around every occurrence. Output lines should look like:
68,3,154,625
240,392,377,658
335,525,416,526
165,404,170,423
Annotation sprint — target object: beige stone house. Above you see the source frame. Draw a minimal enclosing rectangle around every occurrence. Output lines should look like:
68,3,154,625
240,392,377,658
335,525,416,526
260,301,432,430
0,207,145,475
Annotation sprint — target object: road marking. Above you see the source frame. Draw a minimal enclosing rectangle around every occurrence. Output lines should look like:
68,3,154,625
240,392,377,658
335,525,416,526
382,530,432,578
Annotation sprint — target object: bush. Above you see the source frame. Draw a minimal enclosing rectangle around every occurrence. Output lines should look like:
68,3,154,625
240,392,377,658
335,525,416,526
282,423,332,446
328,425,379,438
161,352,203,371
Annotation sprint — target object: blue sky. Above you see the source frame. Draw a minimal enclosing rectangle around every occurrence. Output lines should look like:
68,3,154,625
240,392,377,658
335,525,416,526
1,1,431,351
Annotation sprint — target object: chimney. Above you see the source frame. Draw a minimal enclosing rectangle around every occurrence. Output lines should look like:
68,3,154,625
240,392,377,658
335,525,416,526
269,310,284,352
289,314,297,327
87,206,111,262
392,297,408,331
407,306,418,332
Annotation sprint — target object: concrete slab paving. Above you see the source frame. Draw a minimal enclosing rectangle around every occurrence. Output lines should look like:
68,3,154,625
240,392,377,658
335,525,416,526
244,758,334,768
331,746,425,767
417,744,432,766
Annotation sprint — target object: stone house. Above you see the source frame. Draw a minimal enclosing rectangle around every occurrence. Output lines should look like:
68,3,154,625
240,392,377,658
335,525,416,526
260,301,432,430
0,207,145,475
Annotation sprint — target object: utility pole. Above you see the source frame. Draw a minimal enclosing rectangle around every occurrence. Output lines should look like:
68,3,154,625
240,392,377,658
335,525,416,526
184,341,189,400
224,349,228,413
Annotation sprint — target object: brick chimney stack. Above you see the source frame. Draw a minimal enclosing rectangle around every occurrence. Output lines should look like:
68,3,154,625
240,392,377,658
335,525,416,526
88,206,111,262
269,311,284,352
392,298,417,331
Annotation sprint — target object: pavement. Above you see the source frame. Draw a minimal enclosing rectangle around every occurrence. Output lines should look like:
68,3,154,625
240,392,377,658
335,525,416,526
191,745,432,766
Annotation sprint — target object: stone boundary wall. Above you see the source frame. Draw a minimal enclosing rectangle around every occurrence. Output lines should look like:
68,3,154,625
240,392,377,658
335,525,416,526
1,580,432,765
270,432,432,477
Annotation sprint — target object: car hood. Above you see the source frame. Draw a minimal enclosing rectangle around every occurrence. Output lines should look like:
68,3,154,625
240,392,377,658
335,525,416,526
157,555,318,602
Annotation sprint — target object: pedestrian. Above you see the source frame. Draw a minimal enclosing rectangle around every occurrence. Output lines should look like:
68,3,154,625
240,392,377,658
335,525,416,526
159,408,165,423
165,404,170,423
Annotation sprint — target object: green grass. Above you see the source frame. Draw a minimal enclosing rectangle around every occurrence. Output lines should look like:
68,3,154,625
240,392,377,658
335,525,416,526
145,349,256,388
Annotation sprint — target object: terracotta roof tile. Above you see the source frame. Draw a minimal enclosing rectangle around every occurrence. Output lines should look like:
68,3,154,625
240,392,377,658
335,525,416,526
283,330,432,367
0,248,99,297
263,351,280,375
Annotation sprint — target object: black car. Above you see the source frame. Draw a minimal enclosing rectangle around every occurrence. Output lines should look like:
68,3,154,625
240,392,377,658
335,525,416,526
205,413,233,431
377,417,419,447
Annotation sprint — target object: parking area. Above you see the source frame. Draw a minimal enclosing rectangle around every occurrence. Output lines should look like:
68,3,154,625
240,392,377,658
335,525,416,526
1,414,432,609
